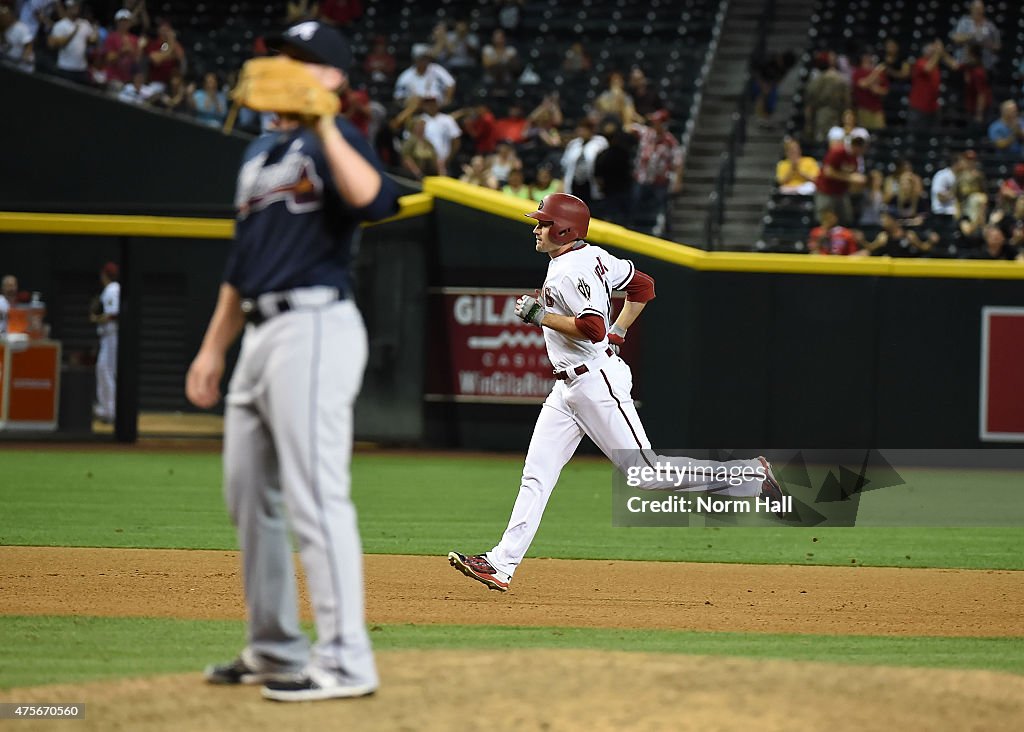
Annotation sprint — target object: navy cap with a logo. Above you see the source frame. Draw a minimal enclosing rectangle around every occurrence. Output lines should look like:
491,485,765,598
268,21,353,71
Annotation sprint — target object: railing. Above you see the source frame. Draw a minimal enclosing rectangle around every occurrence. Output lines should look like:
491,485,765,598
680,0,731,164
704,0,777,250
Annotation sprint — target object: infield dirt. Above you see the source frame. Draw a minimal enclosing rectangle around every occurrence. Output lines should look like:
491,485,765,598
5,546,1024,730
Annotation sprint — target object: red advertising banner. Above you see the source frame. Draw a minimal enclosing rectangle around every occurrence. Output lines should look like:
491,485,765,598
427,288,637,403
980,307,1024,441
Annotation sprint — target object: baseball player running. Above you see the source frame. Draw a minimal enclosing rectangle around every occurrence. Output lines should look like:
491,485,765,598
449,193,783,592
186,21,399,701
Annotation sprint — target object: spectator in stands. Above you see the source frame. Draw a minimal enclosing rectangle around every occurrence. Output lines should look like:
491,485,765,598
807,210,863,255
852,50,889,129
419,96,461,176
100,8,140,91
881,39,911,86
363,35,395,82
804,51,849,143
988,100,1024,159
394,47,455,107
400,117,438,180
883,159,924,221
950,0,1000,70
907,40,958,129
454,104,498,154
20,0,57,72
826,109,868,150
117,69,156,104
285,0,317,23
426,21,451,64
502,168,532,199
957,151,989,238
562,40,591,73
0,274,17,335
930,154,965,234
627,109,681,234
488,142,522,186
593,128,635,226
525,94,564,150
751,50,795,127
145,19,185,93
192,71,227,128
317,0,363,27
967,224,1019,260
997,196,1024,254
776,137,820,194
48,0,96,85
863,211,937,257
444,20,478,69
529,166,562,202
594,71,637,126
340,82,372,138
122,0,150,34
959,44,990,129
628,67,666,120
560,119,608,206
481,28,518,88
148,69,189,113
492,101,530,145
459,155,498,189
859,169,885,226
1,4,33,71
814,132,868,225
997,163,1024,213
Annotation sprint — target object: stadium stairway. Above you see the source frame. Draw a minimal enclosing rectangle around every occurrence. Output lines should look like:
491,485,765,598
719,0,813,250
672,0,770,247
672,0,815,248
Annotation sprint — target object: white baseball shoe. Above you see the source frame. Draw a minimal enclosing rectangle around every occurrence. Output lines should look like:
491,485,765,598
261,665,377,702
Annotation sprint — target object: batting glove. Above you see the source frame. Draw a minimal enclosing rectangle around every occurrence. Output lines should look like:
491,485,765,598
515,293,546,326
608,323,627,354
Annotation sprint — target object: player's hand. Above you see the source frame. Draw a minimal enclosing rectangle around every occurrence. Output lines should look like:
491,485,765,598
514,292,546,326
608,324,627,355
185,348,225,409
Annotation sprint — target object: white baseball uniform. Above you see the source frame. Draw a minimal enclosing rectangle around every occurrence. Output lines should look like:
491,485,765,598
95,280,120,421
486,242,766,577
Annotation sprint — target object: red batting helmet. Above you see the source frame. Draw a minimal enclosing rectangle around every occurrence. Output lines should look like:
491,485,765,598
525,193,590,245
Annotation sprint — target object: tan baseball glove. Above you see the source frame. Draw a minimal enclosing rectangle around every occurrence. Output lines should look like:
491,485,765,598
230,56,340,118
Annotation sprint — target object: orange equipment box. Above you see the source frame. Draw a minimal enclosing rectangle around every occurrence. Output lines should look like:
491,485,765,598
0,339,62,430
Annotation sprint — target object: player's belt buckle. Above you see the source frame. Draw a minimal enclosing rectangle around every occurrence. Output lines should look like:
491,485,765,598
243,287,342,326
553,348,615,380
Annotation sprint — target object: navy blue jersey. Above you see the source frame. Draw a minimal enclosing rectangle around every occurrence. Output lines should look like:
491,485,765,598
224,117,400,298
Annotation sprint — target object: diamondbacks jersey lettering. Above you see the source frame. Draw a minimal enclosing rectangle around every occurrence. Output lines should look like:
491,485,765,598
541,243,635,370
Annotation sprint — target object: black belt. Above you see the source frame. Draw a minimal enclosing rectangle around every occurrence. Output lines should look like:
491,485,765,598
553,348,614,380
241,289,344,326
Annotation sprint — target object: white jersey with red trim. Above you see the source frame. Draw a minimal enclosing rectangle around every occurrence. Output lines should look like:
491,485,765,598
541,242,635,370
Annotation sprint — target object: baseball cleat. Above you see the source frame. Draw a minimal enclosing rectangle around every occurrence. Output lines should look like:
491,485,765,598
204,650,302,685
757,456,787,518
448,551,510,592
262,666,377,702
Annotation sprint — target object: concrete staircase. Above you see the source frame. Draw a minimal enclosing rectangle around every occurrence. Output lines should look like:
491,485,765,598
671,0,815,249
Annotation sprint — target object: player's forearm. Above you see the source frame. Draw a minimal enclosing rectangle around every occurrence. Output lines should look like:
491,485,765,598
316,118,382,208
199,284,245,355
540,312,586,340
614,300,647,331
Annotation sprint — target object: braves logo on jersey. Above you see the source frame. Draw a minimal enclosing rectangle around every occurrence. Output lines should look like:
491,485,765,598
235,139,324,220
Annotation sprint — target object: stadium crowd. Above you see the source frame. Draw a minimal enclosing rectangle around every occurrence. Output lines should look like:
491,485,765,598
1,0,684,237
771,0,1024,259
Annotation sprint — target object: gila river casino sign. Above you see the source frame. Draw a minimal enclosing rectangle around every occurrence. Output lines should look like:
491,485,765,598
426,288,636,404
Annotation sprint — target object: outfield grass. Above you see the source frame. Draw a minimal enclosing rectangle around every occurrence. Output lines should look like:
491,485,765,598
2,615,1022,689
1,451,1022,569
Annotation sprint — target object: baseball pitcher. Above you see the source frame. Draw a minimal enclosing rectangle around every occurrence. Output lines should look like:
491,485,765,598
186,21,399,701
449,193,783,591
